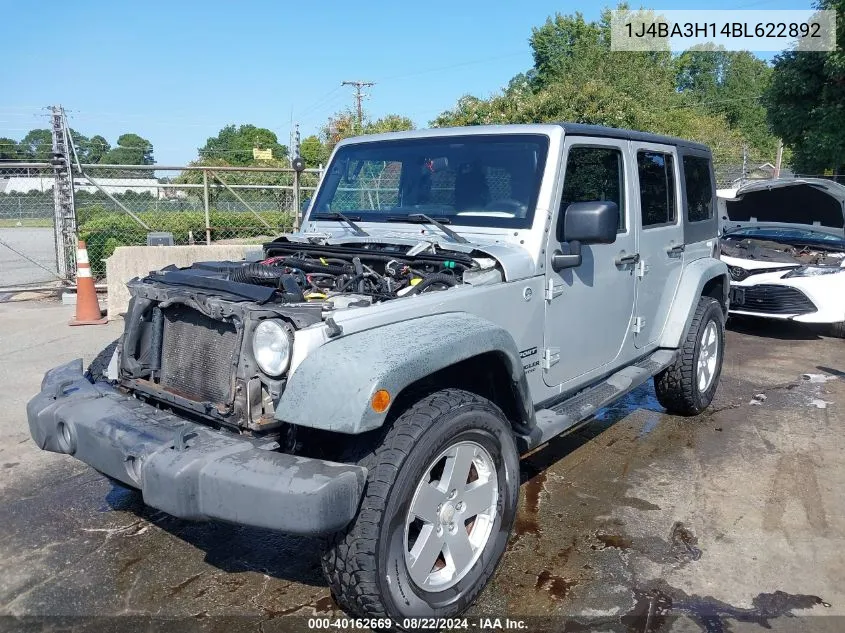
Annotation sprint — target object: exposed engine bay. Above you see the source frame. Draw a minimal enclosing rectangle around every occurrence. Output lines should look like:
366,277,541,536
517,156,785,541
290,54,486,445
146,239,502,309
115,239,504,442
720,235,845,267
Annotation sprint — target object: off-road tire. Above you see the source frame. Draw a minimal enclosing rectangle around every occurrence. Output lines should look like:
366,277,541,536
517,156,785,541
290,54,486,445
654,297,725,415
321,388,519,622
84,339,119,384
829,321,845,339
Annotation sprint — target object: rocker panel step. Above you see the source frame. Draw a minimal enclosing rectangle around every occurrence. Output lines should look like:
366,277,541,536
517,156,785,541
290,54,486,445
519,349,676,452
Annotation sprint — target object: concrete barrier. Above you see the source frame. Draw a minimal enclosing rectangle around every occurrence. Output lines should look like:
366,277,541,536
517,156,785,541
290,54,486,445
105,245,263,317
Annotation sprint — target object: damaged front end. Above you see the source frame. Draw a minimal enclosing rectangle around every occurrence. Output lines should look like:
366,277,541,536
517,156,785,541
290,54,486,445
114,238,501,439
120,277,323,437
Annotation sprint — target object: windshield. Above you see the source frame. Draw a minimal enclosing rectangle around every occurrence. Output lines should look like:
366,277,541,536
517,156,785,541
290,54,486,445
724,226,845,246
310,134,549,229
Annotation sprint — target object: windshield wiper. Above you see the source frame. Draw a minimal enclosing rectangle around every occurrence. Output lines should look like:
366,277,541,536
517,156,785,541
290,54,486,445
386,213,468,244
312,212,369,237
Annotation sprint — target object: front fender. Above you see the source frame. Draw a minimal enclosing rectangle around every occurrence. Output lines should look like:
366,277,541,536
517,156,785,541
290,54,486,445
274,312,529,434
659,258,729,349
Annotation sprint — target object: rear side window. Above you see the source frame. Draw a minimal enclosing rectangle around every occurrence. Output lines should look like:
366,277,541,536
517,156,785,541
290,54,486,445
683,156,714,222
637,151,676,227
559,146,625,240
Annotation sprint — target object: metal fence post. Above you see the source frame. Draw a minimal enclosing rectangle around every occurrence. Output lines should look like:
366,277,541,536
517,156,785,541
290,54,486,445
203,169,211,245
293,169,301,232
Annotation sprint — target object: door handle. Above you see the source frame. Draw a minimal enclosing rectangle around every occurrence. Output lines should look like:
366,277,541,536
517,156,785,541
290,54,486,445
614,251,640,266
666,243,685,256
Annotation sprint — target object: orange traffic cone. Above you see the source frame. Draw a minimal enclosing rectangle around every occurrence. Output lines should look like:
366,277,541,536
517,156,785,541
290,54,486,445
69,240,107,326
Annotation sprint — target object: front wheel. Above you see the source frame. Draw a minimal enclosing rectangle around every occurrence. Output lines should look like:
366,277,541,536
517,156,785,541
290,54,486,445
321,389,519,620
654,297,725,415
85,339,119,384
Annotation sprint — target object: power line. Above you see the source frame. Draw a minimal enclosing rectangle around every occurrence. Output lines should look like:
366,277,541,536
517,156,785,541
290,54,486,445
291,85,343,121
341,80,375,130
374,51,527,83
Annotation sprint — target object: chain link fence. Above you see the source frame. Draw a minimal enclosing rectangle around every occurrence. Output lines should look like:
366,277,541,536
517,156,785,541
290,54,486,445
713,152,782,190
0,163,323,285
0,164,63,287
73,164,323,277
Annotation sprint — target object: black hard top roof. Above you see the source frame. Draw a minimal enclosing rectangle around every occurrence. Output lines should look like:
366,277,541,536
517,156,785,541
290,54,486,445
556,122,711,153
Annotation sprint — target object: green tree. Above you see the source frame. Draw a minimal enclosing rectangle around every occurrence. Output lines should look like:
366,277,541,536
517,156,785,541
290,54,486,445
321,110,415,152
322,110,358,151
432,5,756,169
765,0,845,176
0,137,23,160
676,47,775,154
100,133,154,165
197,124,288,166
366,114,415,134
86,135,111,164
70,129,90,162
19,129,53,161
72,130,110,164
300,135,329,167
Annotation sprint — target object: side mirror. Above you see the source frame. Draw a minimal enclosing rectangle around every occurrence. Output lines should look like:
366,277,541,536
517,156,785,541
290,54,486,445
563,201,618,244
301,197,312,213
551,201,618,272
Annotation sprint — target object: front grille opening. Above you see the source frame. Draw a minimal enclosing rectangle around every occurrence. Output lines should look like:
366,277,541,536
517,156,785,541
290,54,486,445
158,305,240,404
736,285,817,315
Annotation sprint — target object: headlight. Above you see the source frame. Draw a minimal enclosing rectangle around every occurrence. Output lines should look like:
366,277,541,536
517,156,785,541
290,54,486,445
252,320,291,376
782,265,843,278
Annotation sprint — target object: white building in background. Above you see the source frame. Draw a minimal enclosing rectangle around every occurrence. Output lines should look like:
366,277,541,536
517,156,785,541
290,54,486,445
0,176,163,197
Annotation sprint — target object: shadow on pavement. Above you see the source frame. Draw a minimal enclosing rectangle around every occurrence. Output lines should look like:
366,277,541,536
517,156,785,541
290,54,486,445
727,315,823,341
105,481,327,587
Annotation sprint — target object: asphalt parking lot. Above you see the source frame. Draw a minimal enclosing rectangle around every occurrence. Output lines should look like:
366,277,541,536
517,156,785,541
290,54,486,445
0,228,59,287
1,299,843,632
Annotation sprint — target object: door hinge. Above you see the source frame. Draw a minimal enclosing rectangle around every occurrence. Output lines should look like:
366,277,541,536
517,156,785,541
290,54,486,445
631,316,646,334
542,347,560,370
636,259,648,279
545,278,565,302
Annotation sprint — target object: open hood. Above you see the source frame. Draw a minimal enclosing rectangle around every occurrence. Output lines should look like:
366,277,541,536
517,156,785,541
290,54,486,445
719,178,845,239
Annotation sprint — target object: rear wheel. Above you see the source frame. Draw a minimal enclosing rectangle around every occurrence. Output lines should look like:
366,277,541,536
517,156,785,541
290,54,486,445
321,388,519,621
654,297,725,415
829,321,845,339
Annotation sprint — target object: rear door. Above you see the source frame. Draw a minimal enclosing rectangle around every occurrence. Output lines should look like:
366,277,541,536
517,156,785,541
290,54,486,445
632,144,685,348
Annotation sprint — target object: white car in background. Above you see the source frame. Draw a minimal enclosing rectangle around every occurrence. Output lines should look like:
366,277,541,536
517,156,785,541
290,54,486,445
718,178,845,337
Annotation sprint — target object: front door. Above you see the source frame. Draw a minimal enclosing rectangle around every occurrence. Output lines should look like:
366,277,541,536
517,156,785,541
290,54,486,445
631,144,685,348
543,138,638,387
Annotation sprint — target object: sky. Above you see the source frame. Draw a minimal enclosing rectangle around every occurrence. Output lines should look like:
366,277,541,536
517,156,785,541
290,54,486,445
1,0,814,165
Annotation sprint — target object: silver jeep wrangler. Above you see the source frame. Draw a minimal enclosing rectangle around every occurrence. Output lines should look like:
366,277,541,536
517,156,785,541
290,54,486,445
28,123,729,620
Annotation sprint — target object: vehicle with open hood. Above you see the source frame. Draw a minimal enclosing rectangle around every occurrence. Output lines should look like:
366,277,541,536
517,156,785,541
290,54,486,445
719,178,845,337
28,124,729,623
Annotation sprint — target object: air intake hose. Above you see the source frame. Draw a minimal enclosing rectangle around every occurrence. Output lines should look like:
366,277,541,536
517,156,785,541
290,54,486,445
227,263,305,301
227,262,286,286
406,273,459,295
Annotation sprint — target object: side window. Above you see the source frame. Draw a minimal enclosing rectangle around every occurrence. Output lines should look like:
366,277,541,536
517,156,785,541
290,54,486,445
559,146,625,241
637,151,676,227
683,155,714,222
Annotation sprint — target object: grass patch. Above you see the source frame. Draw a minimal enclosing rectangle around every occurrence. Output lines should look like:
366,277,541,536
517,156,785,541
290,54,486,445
0,218,53,228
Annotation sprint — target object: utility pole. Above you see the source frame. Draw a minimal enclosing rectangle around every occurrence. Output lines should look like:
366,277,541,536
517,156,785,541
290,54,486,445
49,105,76,280
341,80,375,132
